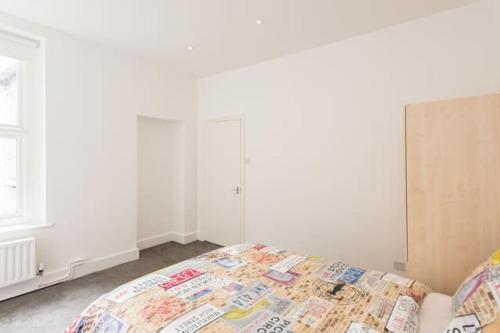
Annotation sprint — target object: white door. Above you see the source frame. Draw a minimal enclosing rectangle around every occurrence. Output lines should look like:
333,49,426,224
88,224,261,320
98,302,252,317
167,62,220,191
201,118,242,246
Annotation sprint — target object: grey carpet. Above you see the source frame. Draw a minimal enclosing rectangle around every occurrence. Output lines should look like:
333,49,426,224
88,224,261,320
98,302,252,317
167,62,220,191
0,241,221,333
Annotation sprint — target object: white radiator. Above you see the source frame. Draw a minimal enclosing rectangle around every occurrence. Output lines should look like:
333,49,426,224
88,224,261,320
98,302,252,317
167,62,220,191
0,237,36,288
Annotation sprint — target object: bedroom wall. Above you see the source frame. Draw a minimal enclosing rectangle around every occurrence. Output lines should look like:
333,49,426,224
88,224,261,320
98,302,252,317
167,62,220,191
198,0,500,273
137,116,185,249
0,13,197,300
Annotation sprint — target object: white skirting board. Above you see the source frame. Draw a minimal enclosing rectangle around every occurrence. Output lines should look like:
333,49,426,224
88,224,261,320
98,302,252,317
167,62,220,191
137,232,198,250
0,247,139,302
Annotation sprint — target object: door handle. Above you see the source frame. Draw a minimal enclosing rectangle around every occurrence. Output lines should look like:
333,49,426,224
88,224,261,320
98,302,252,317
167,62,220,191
232,186,240,195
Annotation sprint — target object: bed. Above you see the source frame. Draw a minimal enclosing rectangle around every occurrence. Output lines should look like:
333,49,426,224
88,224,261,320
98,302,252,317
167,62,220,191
65,244,487,333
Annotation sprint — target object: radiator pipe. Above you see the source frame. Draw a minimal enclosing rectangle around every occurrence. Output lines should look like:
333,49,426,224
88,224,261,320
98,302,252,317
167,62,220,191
38,258,88,288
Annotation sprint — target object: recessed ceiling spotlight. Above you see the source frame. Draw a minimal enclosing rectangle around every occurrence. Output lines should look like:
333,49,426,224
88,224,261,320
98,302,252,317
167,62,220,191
256,19,264,25
187,46,194,51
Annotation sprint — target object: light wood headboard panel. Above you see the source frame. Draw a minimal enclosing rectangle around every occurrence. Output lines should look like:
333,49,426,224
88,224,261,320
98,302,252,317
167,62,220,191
406,93,500,295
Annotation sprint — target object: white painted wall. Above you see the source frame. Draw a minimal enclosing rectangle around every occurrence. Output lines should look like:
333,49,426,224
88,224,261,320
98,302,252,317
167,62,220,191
137,116,185,249
198,0,500,273
0,13,197,300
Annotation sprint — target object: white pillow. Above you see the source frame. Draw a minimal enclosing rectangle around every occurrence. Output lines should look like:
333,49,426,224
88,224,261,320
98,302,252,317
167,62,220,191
417,293,453,333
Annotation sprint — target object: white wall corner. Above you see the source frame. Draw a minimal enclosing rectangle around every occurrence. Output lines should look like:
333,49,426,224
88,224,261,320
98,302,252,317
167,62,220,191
137,232,176,250
137,231,198,250
171,231,198,245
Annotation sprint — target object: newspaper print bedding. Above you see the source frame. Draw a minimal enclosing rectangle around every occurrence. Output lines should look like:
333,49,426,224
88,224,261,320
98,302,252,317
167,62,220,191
447,249,500,333
66,244,431,333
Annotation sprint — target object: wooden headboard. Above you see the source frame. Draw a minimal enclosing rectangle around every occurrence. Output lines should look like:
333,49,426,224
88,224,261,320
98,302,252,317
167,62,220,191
405,93,500,295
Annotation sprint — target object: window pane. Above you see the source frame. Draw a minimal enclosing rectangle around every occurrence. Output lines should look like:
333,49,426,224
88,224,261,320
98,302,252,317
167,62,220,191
0,56,20,126
0,137,18,216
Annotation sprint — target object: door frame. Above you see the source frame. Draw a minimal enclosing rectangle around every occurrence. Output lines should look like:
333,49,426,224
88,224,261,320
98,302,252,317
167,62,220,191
198,115,246,244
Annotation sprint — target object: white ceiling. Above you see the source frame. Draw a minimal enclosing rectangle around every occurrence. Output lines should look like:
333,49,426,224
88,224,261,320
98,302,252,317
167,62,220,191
0,0,478,77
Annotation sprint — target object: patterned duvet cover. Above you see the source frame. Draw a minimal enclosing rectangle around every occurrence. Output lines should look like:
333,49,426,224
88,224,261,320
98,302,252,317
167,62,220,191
66,244,431,333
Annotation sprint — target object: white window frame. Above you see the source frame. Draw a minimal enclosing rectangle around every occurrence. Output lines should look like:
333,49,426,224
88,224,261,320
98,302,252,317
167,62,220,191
0,27,45,228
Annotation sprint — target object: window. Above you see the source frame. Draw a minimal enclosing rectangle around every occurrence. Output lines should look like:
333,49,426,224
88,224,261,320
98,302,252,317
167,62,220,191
0,29,45,227
0,137,18,216
0,57,19,125
0,57,21,217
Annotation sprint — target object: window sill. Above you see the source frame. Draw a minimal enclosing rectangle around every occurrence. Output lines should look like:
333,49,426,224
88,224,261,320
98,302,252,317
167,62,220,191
0,222,54,234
